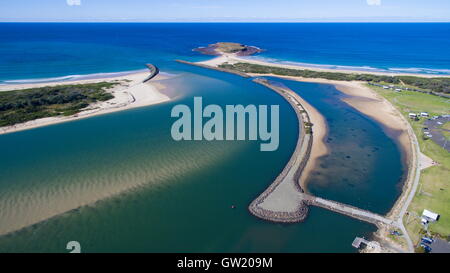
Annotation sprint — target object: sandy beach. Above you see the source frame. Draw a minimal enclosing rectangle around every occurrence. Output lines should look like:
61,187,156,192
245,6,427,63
0,71,171,135
201,55,416,194
198,54,427,252
244,73,413,185
201,55,450,78
251,75,418,252
281,82,329,190
268,76,412,155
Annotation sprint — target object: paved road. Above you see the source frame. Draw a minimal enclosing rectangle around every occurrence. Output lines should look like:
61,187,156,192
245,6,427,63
424,116,450,152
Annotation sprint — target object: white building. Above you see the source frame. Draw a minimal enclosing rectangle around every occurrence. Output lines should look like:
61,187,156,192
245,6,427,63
422,209,440,222
421,112,429,117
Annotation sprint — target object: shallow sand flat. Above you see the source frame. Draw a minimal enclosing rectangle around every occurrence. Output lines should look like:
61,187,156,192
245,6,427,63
0,72,171,135
0,139,242,237
295,92,329,190
247,74,412,162
200,55,433,166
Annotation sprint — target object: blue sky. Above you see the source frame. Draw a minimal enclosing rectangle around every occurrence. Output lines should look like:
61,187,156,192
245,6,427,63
1,0,449,22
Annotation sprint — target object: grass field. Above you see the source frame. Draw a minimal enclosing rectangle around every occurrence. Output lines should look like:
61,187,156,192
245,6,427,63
368,85,450,245
442,122,450,141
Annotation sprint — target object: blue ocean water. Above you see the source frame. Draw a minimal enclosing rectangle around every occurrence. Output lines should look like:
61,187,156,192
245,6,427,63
0,23,416,252
0,23,449,82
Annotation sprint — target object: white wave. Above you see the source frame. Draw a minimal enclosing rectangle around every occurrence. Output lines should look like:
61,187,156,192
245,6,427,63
0,69,148,85
243,56,450,75
388,67,450,75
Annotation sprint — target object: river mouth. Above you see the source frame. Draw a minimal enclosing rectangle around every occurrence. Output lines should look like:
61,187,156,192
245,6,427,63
0,68,403,252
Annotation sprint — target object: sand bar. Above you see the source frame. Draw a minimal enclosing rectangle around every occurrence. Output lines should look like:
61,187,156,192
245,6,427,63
0,71,171,135
201,55,450,78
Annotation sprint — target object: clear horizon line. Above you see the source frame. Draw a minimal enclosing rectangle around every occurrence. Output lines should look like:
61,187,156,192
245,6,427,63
1,21,450,23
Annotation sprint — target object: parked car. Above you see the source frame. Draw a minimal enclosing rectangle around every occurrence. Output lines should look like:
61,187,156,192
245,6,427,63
422,237,434,244
420,244,432,252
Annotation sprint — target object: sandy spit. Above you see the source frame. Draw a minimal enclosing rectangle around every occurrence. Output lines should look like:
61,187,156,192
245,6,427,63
0,72,171,135
201,55,450,79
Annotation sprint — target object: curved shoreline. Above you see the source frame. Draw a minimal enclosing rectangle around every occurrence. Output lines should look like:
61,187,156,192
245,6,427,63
248,75,419,251
248,78,312,222
180,55,421,251
203,55,450,79
176,59,326,222
0,66,171,135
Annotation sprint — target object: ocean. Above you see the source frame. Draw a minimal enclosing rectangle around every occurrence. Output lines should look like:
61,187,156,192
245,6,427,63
0,23,449,83
0,23,426,252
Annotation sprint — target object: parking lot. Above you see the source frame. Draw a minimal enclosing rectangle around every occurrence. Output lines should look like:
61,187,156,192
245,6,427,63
430,238,450,253
423,115,450,152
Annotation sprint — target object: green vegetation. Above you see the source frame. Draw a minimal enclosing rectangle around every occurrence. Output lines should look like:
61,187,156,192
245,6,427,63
219,62,450,94
400,76,450,94
368,84,450,245
303,122,314,134
304,126,312,135
214,42,248,53
0,82,118,127
224,61,449,244
442,122,450,141
443,122,450,131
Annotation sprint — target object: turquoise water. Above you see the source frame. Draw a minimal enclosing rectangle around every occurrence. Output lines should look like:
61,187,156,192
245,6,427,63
269,78,405,214
1,23,449,83
0,23,411,252
0,66,402,252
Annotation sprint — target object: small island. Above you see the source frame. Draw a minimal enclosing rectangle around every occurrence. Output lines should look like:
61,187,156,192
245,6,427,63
194,42,262,56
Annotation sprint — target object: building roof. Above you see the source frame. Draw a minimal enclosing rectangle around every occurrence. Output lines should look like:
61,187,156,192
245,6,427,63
422,209,439,220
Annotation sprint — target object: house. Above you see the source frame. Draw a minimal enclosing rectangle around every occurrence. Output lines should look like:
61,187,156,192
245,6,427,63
409,113,417,119
395,88,402,92
422,209,440,222
421,112,429,117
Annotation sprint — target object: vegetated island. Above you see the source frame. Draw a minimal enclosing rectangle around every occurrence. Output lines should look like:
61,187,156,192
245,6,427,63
0,66,170,135
179,43,450,253
194,42,263,56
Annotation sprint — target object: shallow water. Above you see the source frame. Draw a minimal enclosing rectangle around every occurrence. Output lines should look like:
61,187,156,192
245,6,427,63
0,67,403,252
266,78,405,214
